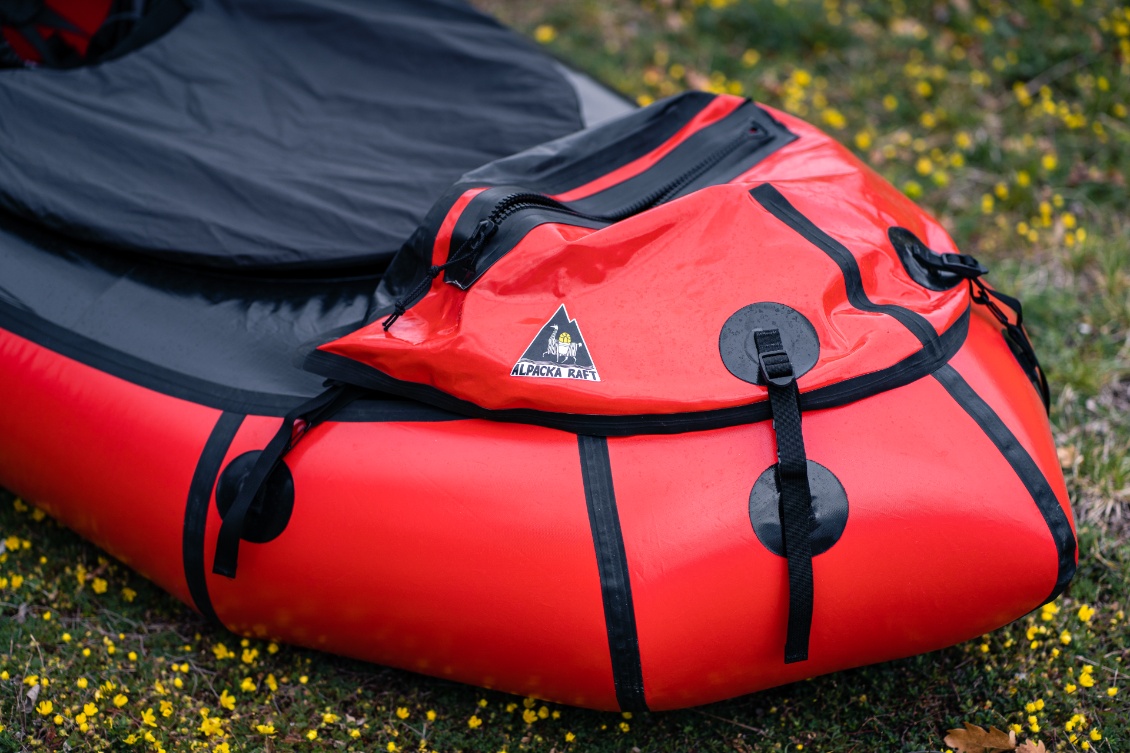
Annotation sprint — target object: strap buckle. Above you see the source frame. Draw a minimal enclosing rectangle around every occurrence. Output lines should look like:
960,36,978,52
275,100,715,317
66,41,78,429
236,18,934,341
922,252,988,278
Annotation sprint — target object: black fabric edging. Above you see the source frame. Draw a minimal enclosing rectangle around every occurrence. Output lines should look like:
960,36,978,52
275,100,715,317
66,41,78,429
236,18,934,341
578,435,647,712
932,365,1076,601
750,183,938,346
183,411,245,625
304,306,967,436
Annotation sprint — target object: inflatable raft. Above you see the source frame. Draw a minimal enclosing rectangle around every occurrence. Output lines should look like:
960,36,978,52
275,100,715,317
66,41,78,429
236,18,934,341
1,0,1075,711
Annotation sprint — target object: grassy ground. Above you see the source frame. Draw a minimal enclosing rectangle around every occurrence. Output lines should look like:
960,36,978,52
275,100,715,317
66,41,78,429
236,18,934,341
3,0,1130,750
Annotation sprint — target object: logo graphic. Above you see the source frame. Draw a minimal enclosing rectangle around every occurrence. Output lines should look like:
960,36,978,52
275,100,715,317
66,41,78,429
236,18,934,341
511,305,600,382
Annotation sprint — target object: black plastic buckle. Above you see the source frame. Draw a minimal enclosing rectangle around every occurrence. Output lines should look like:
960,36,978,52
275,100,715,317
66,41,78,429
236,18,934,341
927,252,988,278
753,331,796,387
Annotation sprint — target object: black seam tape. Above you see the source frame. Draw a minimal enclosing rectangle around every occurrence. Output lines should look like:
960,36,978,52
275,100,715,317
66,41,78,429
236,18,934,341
750,183,937,346
932,365,1075,601
578,435,648,711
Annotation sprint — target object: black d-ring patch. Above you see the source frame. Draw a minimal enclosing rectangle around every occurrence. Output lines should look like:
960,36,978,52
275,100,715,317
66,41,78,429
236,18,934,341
215,451,294,544
889,227,965,291
749,460,848,557
720,302,820,385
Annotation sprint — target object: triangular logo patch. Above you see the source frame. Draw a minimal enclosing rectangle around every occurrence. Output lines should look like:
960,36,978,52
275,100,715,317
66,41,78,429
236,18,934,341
511,305,600,382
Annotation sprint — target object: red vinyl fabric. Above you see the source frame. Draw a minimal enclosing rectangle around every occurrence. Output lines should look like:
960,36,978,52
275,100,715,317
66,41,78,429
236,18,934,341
0,92,1076,710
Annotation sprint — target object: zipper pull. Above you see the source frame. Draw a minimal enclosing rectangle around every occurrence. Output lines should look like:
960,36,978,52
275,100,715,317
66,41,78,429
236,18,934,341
445,218,498,285
382,219,499,330
466,218,498,255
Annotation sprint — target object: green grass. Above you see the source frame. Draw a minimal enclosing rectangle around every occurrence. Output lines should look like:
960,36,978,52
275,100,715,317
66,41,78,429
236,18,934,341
4,0,1130,750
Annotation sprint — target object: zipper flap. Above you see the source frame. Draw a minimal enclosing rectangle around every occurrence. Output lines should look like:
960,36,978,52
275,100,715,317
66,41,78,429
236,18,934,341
313,95,986,433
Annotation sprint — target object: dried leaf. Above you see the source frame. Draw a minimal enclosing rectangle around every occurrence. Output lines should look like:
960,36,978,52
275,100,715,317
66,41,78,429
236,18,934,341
944,722,1016,753
1017,741,1047,753
26,682,41,704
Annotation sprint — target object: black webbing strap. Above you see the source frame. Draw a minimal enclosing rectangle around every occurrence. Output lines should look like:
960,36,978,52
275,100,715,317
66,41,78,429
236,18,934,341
970,280,1051,413
754,328,814,664
212,383,363,578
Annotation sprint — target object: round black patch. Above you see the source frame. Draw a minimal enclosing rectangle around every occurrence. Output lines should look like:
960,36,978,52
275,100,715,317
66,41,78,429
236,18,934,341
749,460,849,557
719,302,820,385
215,451,295,544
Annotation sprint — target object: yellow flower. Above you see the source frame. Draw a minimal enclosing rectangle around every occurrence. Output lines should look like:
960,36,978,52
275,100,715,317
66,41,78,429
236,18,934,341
882,94,898,111
122,587,137,602
1065,683,1077,694
522,709,538,724
256,723,276,735
212,643,232,660
241,648,259,664
113,694,128,708
84,703,97,717
36,700,53,716
1041,154,1058,171
323,713,339,724
350,729,361,738
426,710,436,722
265,674,279,692
219,690,235,711
92,578,108,594
396,707,410,719
140,708,157,727
240,677,256,692
215,744,231,753
160,700,173,717
620,722,631,732
533,24,556,44
468,715,483,729
565,732,576,743
386,743,397,753
306,730,318,741
1060,630,1071,644
1079,673,1095,688
199,715,224,737
1108,687,1119,697
1091,729,1102,741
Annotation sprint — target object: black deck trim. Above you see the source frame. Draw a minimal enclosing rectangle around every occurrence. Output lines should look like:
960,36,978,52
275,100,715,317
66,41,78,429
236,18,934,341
578,435,647,711
932,365,1076,601
750,183,937,346
183,411,244,625
0,305,462,422
305,306,968,436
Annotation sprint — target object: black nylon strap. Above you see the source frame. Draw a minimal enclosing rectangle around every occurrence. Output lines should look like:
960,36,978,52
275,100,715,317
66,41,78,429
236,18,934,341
754,328,814,664
212,383,363,578
971,280,1051,412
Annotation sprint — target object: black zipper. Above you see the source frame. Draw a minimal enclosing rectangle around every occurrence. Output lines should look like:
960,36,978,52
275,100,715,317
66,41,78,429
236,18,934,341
441,121,768,291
